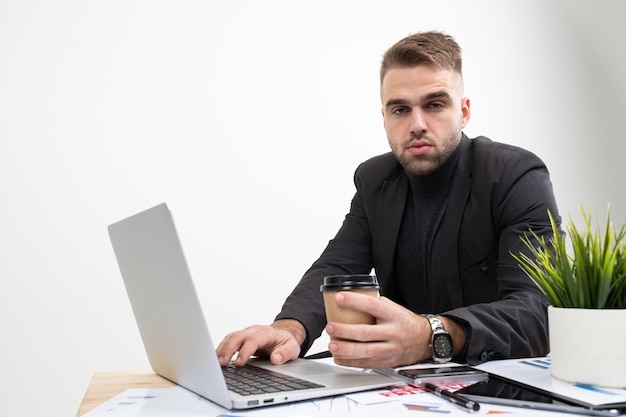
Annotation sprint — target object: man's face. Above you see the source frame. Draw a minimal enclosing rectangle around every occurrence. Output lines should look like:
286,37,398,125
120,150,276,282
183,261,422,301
381,65,470,176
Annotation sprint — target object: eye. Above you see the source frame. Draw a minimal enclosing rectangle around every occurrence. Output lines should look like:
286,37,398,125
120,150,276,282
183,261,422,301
392,106,410,115
427,101,444,109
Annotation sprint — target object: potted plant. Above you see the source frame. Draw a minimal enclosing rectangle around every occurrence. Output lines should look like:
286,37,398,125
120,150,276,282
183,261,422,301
512,206,626,388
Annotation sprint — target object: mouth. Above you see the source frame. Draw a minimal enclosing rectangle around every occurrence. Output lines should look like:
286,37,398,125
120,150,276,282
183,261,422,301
406,140,433,156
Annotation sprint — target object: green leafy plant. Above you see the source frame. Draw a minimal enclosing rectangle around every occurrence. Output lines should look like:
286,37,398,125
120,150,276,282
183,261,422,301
512,207,626,309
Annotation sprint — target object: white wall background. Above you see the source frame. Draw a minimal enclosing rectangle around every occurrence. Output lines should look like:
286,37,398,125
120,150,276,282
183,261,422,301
1,1,625,416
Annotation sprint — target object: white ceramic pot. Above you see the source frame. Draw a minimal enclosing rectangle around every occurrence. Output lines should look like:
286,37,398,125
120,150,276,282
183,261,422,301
548,306,626,388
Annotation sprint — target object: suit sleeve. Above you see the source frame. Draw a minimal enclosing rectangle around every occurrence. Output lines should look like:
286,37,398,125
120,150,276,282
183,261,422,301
274,163,375,355
444,150,560,364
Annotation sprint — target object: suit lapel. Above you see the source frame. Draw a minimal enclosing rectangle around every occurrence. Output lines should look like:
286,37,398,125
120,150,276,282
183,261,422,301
372,166,408,297
439,137,473,308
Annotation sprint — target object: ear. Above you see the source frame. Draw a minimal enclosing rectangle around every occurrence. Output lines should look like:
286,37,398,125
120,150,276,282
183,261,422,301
381,107,387,130
460,97,471,128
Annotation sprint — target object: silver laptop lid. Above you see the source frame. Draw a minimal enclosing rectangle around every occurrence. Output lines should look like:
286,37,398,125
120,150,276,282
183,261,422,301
108,203,233,409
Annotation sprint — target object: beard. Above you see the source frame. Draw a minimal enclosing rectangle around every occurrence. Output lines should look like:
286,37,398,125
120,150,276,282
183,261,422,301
393,130,462,176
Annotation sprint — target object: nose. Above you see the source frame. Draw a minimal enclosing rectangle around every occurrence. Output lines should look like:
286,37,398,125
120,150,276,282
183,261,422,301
409,109,427,136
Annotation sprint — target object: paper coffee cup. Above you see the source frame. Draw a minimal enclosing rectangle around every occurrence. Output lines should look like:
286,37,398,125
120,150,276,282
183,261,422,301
320,275,379,358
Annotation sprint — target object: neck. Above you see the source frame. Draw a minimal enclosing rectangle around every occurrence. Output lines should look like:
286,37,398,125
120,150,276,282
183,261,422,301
405,140,463,196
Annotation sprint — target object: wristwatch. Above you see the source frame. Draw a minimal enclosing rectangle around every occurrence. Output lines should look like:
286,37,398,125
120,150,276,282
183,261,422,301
421,314,453,363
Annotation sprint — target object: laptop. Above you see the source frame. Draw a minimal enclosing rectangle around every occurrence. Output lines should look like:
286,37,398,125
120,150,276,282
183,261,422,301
107,203,395,410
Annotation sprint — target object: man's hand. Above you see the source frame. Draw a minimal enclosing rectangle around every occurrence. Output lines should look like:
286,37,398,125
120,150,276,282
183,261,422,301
324,292,465,368
216,319,305,367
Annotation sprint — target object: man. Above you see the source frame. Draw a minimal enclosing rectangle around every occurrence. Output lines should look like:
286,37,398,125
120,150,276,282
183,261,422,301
216,31,560,368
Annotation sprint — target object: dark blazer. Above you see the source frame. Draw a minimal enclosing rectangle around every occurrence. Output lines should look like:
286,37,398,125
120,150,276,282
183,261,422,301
276,135,560,364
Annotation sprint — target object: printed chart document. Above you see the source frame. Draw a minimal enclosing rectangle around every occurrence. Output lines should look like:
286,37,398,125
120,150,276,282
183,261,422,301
474,357,626,410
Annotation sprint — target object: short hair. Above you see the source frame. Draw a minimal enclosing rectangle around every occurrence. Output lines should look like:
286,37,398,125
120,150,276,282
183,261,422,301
380,31,463,84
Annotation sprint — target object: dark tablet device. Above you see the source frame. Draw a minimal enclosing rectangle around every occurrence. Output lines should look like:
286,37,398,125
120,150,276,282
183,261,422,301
398,365,483,379
456,376,621,417
393,365,487,386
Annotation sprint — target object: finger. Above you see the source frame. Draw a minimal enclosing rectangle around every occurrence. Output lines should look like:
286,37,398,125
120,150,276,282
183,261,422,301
326,322,380,343
216,331,246,366
234,341,259,366
334,355,393,369
328,339,393,368
216,326,268,366
327,328,377,359
335,292,393,321
269,340,300,365
232,327,274,366
233,326,300,366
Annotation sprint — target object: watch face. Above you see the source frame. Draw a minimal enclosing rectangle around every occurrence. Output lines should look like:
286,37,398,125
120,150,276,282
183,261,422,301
433,333,453,358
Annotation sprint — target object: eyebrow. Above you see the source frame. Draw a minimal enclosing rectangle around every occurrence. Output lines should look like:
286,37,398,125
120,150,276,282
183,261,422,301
384,98,411,109
422,90,452,102
384,90,453,109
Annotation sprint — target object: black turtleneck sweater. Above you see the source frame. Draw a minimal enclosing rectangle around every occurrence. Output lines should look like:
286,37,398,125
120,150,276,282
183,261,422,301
393,140,465,314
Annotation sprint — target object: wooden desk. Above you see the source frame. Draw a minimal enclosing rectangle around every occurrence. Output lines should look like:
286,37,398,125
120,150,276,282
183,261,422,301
76,370,175,417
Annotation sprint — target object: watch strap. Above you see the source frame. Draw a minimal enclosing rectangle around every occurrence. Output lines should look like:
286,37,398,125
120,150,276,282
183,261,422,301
421,313,453,363
422,313,445,332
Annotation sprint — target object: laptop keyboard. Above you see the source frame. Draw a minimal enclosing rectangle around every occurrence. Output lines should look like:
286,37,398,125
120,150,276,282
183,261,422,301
223,363,325,396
